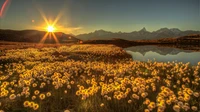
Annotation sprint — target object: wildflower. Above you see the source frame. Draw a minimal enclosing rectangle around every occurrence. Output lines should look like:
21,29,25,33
166,100,171,105
29,102,34,108
100,103,104,107
132,94,139,100
128,100,132,103
76,91,80,96
11,90,15,93
178,96,184,101
177,101,183,107
67,85,71,89
107,97,111,100
23,101,29,107
132,87,138,92
64,110,70,112
41,82,46,86
141,92,148,98
32,83,37,87
9,94,16,100
17,94,21,97
46,92,51,97
148,102,156,109
70,81,74,85
173,105,180,112
182,105,190,111
34,90,40,95
32,96,36,100
187,89,193,95
144,109,150,112
33,104,39,110
39,94,46,100
193,92,199,97
117,95,122,100
143,98,150,105
109,79,113,83
191,106,198,111
183,95,190,102
86,80,90,84
178,91,182,96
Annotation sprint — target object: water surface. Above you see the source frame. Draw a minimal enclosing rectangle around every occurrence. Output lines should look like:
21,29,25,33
125,45,200,65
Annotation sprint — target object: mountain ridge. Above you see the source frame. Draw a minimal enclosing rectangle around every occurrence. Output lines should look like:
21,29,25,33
76,28,200,40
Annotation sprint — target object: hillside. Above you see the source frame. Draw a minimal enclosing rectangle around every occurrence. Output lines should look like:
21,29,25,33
0,29,80,43
83,34,200,48
83,38,137,48
157,34,200,44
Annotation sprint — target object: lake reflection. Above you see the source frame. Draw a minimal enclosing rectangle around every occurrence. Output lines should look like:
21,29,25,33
125,45,200,65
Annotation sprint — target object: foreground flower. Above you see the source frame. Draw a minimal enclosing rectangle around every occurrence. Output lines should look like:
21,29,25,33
191,106,198,111
33,103,39,110
23,101,29,107
39,94,46,100
46,92,51,97
100,103,104,107
173,105,180,112
64,110,70,112
9,94,16,100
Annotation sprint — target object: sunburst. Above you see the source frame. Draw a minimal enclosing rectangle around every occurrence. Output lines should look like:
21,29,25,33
37,9,64,46
47,26,55,32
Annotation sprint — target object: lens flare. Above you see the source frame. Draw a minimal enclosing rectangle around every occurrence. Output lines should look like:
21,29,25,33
0,0,10,18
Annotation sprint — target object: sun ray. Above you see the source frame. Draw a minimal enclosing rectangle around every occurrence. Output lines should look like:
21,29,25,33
52,10,63,26
39,32,49,44
37,8,50,26
52,33,60,45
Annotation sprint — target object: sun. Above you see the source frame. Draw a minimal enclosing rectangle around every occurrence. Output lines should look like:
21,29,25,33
47,25,55,32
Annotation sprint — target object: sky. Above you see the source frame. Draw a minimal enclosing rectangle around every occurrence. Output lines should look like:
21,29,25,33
0,0,199,35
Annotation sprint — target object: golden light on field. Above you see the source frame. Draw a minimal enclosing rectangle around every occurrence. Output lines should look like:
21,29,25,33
1,45,200,111
47,25,55,32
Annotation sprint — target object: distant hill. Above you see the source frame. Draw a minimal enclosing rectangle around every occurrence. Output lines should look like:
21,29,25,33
83,38,137,48
83,34,200,48
157,34,200,44
0,29,80,43
76,28,200,40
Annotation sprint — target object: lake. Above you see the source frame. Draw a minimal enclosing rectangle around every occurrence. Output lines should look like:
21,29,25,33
125,45,200,65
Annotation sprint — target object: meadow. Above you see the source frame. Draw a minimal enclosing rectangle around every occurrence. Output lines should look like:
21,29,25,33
0,44,199,112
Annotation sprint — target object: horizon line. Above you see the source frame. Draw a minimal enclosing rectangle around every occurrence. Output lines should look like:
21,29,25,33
0,27,200,36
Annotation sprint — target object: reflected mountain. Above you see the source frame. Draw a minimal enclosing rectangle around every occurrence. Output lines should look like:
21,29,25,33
125,45,192,56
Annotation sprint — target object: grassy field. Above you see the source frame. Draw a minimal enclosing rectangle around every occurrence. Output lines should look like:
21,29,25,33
0,44,200,112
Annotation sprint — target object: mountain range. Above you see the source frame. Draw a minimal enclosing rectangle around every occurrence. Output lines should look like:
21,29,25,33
0,29,80,43
76,28,200,40
1,28,200,44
